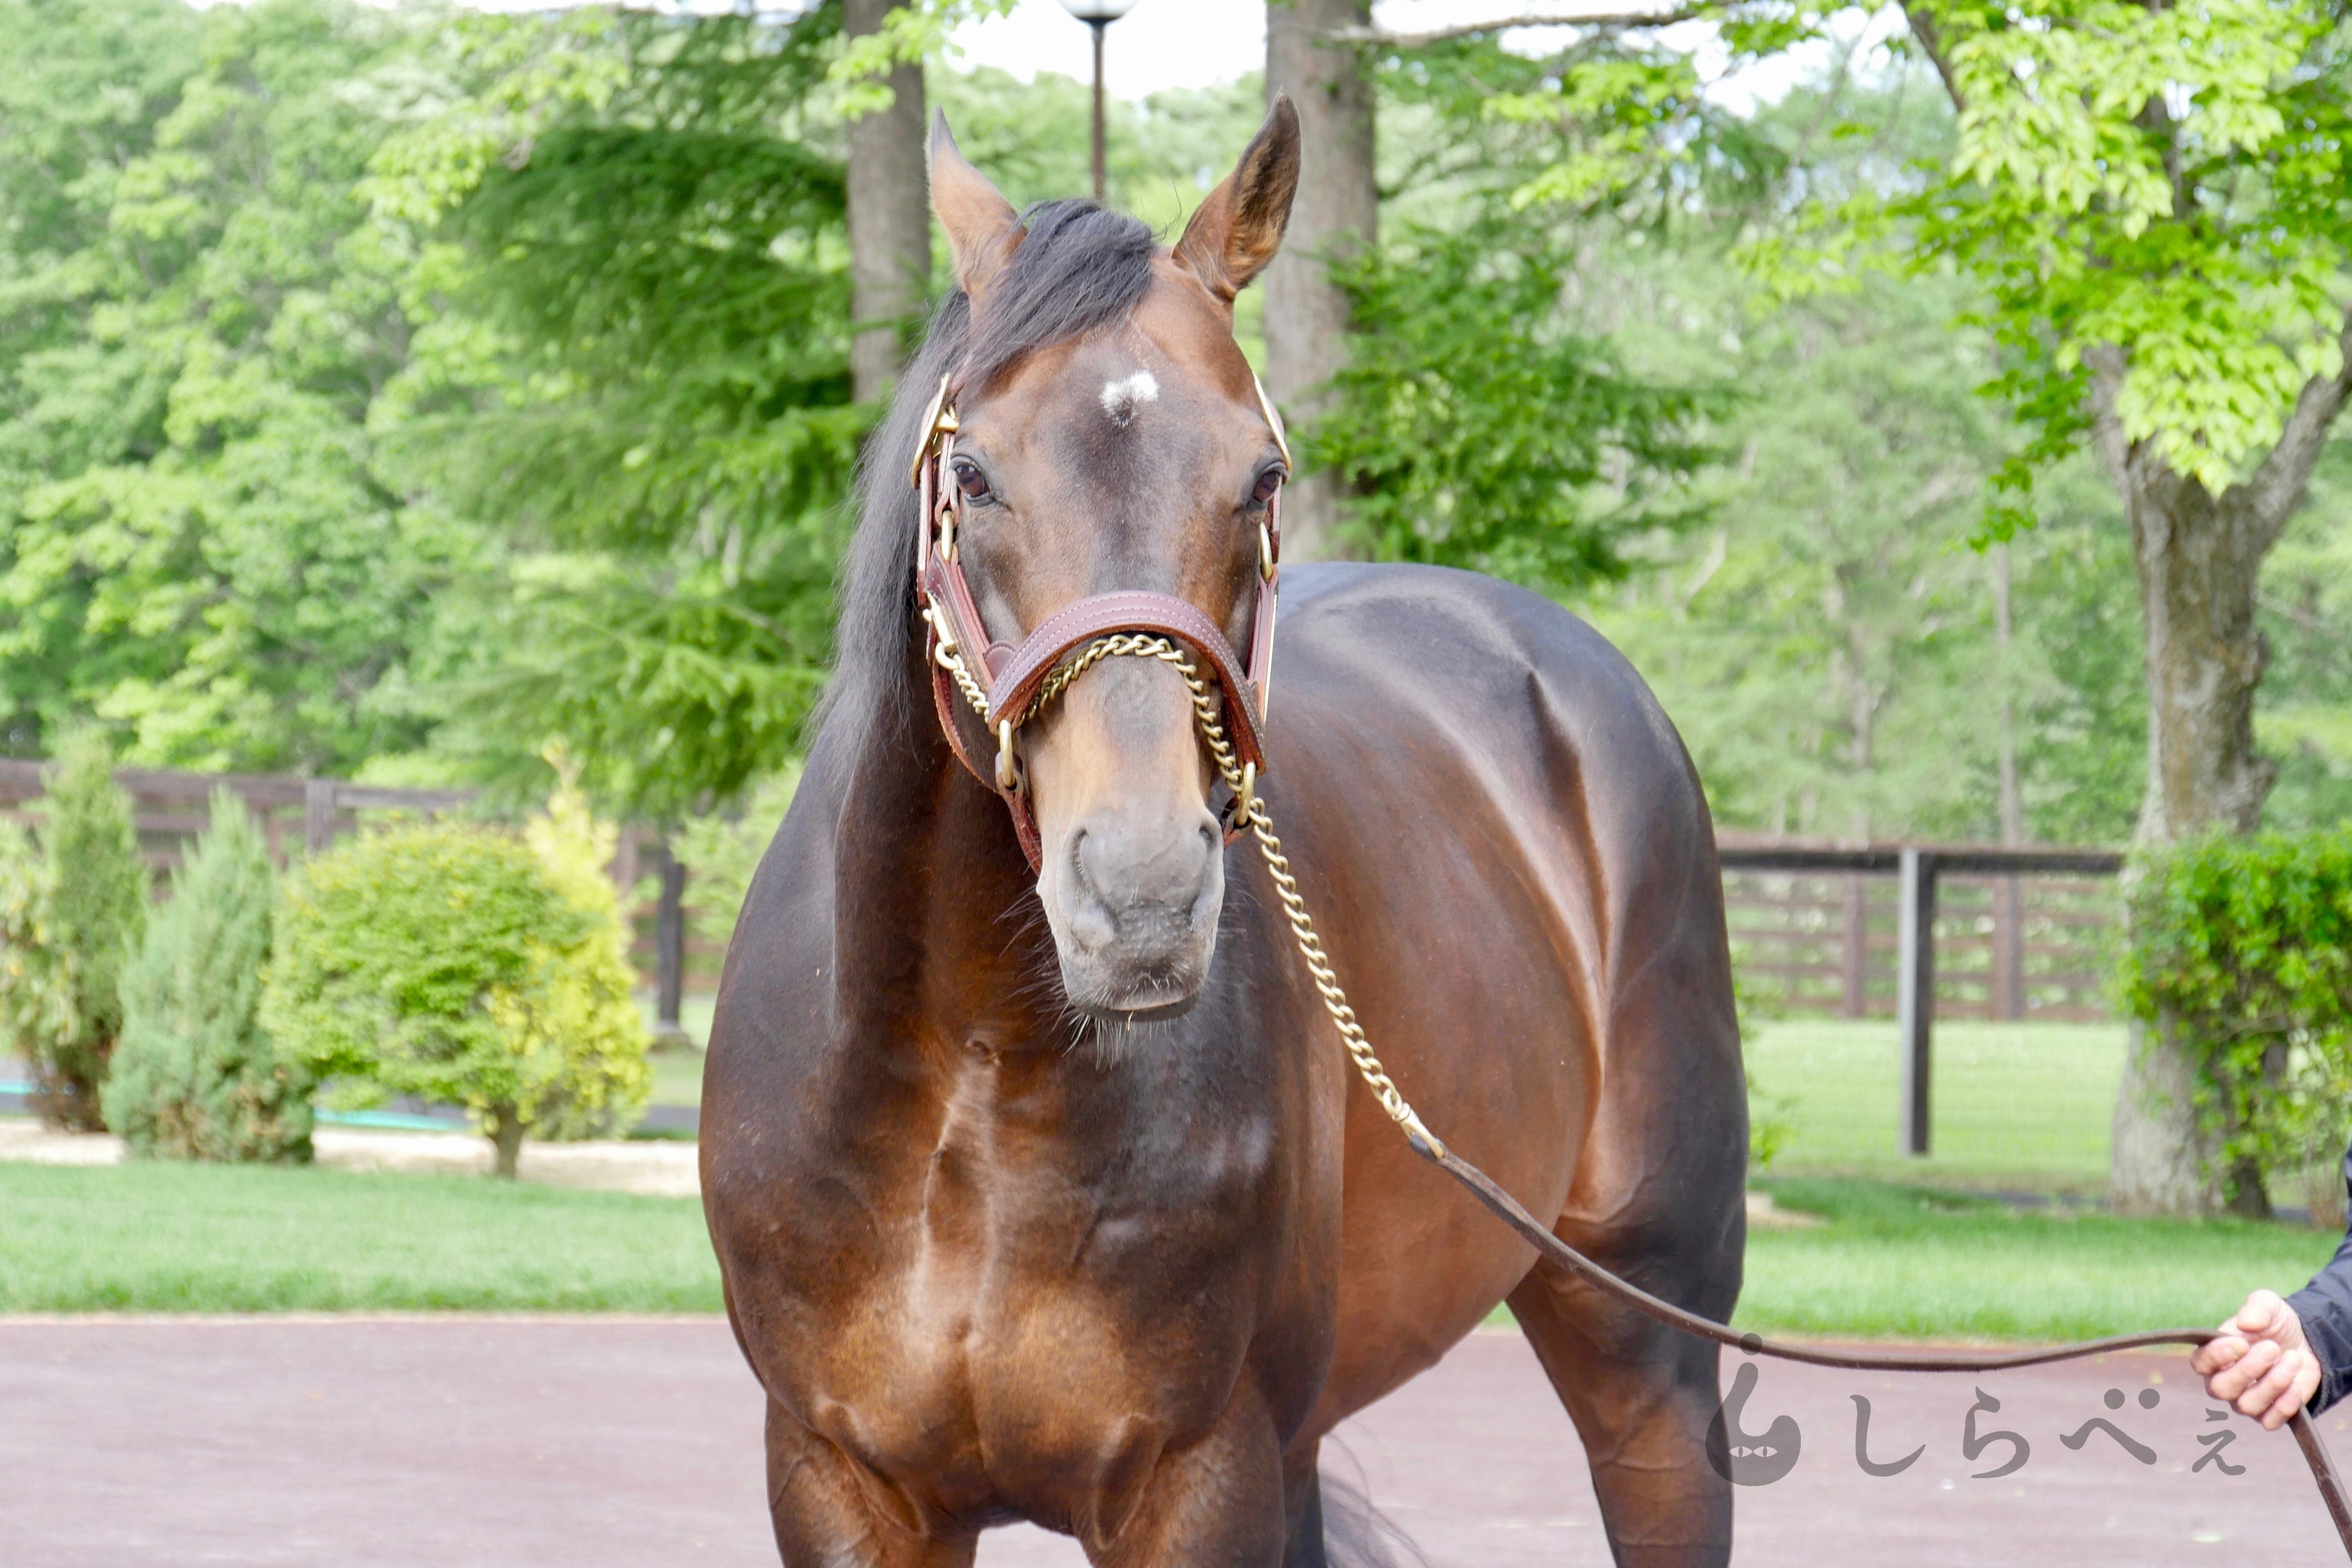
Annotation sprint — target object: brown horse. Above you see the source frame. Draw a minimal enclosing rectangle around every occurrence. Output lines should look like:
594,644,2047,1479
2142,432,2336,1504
703,100,1747,1568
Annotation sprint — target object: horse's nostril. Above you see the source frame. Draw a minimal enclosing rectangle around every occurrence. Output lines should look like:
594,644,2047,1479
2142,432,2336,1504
1068,814,1219,938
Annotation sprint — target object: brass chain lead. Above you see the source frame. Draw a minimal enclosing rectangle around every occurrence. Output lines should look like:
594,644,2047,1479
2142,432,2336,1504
933,628,1445,1156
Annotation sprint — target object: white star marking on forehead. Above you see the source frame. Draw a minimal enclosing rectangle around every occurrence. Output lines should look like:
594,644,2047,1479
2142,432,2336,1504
1099,369,1159,427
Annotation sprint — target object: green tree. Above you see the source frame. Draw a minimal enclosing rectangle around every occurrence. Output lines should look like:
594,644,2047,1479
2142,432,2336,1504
1308,34,1738,596
1313,211,1721,594
0,0,464,774
0,821,77,1075
102,790,310,1162
30,731,148,1129
367,8,861,818
1878,0,2352,1213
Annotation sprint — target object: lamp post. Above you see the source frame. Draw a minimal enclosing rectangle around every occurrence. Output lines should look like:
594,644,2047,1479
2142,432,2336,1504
1056,0,1140,204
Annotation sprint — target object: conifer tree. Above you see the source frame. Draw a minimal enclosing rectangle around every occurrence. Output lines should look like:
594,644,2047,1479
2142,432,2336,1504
29,732,147,1130
103,791,310,1162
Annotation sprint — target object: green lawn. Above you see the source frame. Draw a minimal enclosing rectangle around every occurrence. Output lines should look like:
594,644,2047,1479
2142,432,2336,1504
8,1155,2336,1342
1747,1018,2125,1192
646,1040,708,1110
0,1160,722,1314
1740,1177,2341,1341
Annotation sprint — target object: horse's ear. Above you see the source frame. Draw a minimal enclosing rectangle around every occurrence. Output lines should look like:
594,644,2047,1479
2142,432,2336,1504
929,112,1022,300
1173,94,1301,305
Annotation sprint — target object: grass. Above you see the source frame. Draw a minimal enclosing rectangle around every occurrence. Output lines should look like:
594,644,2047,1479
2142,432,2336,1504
5,1009,2329,1334
0,1159,722,1314
1747,1018,2125,1193
1739,1177,2341,1341
8,1156,2330,1341
646,1040,707,1110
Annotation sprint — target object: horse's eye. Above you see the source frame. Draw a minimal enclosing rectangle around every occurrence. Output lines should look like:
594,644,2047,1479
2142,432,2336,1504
952,459,991,502
1251,467,1286,506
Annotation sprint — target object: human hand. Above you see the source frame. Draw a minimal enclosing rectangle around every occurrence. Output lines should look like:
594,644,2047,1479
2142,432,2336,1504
2192,1289,2324,1431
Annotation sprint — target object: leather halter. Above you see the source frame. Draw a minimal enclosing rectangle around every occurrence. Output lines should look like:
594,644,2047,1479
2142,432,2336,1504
912,371,1286,872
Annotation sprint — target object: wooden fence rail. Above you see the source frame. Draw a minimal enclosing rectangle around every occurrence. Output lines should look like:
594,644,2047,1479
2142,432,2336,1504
1718,836,2126,1155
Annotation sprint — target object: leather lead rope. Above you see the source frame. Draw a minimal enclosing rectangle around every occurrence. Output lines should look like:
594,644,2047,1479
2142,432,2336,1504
965,630,2352,1560
1422,1131,2352,1554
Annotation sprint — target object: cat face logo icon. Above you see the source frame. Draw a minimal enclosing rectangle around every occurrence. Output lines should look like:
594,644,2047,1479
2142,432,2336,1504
1707,1361,1802,1486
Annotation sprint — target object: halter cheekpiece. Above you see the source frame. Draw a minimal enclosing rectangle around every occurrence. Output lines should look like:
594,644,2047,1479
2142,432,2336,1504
912,370,1287,871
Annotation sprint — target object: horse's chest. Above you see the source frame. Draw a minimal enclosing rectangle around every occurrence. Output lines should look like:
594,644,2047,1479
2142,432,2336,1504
765,1083,1284,1504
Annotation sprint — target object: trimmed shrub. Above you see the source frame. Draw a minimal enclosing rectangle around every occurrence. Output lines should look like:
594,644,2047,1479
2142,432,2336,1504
2119,827,2352,1201
102,791,311,1163
0,822,78,1073
514,768,655,1142
263,791,650,1177
28,733,148,1130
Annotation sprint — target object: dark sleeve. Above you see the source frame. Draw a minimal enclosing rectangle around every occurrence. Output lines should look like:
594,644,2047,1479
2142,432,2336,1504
2287,1139,2352,1416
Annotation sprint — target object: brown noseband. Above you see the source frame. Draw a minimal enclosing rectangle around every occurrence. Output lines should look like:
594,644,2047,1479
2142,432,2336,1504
912,372,1285,872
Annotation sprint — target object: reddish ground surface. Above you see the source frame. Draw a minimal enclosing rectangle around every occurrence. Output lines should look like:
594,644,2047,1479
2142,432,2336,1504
2,1319,2344,1565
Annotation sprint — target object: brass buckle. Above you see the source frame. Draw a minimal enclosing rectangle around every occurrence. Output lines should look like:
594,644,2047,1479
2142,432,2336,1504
995,720,1021,793
908,373,960,488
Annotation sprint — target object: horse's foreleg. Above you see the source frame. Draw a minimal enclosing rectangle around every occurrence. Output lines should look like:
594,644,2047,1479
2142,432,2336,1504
1509,1269,1732,1568
1081,1381,1289,1568
763,1399,977,1568
1279,1443,1327,1568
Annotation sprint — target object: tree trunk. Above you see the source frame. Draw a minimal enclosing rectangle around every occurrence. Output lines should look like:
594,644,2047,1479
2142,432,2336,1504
490,1110,525,1180
2090,349,2330,1215
844,0,931,404
1263,0,1375,562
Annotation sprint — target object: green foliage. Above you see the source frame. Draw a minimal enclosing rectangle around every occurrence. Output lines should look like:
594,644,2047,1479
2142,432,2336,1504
2119,829,2352,1181
264,801,650,1175
518,763,656,1141
0,0,462,772
369,8,861,816
1744,0,2352,512
101,791,310,1163
829,0,1014,115
1314,212,1722,592
1546,78,2147,844
2255,440,2352,831
29,731,148,1128
671,766,801,951
0,821,77,1068
1746,1072,1796,1172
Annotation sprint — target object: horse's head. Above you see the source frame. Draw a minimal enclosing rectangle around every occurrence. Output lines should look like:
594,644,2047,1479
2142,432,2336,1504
924,100,1301,1022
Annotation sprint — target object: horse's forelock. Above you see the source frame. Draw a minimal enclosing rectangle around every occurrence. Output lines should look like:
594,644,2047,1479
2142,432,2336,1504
819,200,1160,745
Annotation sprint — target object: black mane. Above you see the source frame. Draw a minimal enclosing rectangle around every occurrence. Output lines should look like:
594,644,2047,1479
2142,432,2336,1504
819,199,1159,743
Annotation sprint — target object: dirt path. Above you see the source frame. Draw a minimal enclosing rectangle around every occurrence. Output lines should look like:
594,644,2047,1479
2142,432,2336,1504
2,1320,2341,1565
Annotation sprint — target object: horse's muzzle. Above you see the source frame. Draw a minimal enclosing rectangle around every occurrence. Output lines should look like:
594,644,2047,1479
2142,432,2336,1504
1045,805,1224,1018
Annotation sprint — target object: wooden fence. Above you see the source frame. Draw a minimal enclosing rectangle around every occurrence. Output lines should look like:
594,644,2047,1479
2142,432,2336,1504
1718,837,2127,1154
1720,852,2118,1022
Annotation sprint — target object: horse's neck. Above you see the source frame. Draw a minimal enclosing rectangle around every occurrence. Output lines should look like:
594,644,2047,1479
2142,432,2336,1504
829,647,1050,1048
